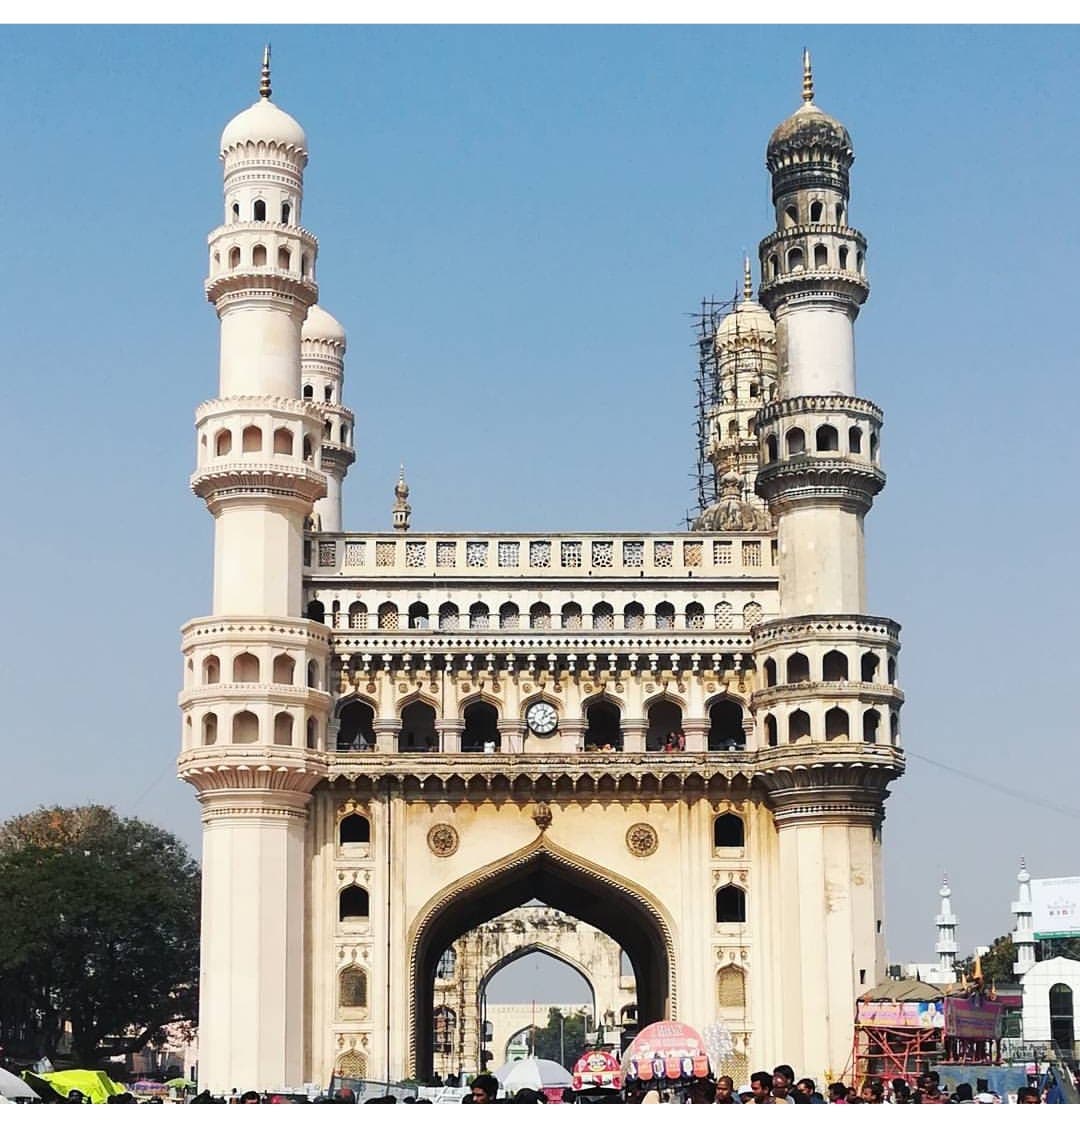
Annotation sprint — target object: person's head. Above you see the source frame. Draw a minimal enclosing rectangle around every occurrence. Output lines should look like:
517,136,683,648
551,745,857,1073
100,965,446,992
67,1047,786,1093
240,1090,262,1104
891,1077,910,1102
750,1071,773,1103
686,1078,715,1104
737,1084,754,1104
860,1079,884,1104
511,1088,546,1103
954,1083,974,1103
920,1070,940,1094
469,1073,499,1104
828,1082,849,1103
715,1076,735,1102
772,1064,795,1091
1017,1086,1041,1104
796,1078,816,1099
333,1088,356,1103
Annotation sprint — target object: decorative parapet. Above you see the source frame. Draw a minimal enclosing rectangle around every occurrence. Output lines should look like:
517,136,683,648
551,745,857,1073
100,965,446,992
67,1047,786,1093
191,461,327,506
751,681,904,707
754,394,882,427
196,395,328,424
182,614,331,649
754,457,884,509
751,614,899,647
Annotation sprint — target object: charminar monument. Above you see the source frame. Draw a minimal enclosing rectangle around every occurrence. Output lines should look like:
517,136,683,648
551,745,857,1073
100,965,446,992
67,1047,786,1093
177,47,905,1092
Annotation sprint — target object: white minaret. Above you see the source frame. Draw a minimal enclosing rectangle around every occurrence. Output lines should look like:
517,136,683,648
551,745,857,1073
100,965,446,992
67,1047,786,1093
934,874,959,981
1013,858,1037,976
392,465,411,531
748,53,904,1077
178,48,331,1094
302,305,354,532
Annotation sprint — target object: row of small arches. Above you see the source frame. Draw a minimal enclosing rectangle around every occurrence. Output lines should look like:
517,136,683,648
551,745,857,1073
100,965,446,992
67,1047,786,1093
766,244,864,278
303,384,340,404
195,652,323,689
311,599,765,632
762,706,899,746
217,243,312,277
206,426,316,460
196,710,321,749
781,199,844,228
763,424,877,461
762,650,896,686
230,199,292,224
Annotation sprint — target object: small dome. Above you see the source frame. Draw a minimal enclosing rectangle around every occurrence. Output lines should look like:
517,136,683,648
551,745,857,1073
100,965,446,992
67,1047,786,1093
302,305,347,347
767,100,851,160
221,97,307,155
715,299,775,346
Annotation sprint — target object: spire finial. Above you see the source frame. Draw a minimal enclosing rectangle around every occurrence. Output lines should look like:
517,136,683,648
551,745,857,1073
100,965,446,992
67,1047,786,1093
260,43,272,100
802,48,814,103
743,256,753,302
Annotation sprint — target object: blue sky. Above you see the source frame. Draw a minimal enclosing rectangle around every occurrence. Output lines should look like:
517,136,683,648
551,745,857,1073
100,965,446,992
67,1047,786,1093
2,25,1078,978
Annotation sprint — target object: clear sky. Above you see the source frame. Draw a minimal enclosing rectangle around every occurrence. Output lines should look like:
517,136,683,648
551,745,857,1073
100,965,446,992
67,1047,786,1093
2,25,1079,971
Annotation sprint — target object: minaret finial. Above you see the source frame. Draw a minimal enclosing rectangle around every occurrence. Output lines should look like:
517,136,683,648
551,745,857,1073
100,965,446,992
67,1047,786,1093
260,43,272,100
743,256,753,302
802,48,814,103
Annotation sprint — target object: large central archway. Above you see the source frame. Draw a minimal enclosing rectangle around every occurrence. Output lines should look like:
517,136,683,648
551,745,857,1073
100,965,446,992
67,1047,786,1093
408,839,674,1079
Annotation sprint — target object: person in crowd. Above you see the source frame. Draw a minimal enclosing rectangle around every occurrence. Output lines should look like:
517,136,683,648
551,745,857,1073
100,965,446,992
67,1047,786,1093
827,1081,849,1104
468,1073,499,1104
890,1077,912,1104
917,1070,948,1104
684,1077,716,1104
749,1071,775,1104
796,1077,824,1104
1016,1086,1042,1104
952,1082,975,1104
772,1064,798,1103
714,1075,738,1105
239,1090,261,1104
333,1088,356,1103
510,1088,546,1103
736,1083,755,1104
860,1078,885,1104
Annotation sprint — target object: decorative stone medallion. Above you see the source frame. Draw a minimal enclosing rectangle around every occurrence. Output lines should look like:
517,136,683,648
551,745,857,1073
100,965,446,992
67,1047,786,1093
626,822,658,857
427,823,459,857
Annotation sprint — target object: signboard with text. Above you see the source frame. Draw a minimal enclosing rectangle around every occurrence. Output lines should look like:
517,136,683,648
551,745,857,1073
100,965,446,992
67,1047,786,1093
856,1000,944,1029
1031,876,1080,939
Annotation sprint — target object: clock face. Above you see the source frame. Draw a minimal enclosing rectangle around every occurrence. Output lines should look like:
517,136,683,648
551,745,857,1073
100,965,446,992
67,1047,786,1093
526,701,558,735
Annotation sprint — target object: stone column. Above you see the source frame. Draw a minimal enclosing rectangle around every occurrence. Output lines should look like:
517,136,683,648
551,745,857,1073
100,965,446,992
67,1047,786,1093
622,719,647,755
560,719,585,755
437,719,463,754
196,786,313,1094
498,721,527,755
374,718,400,754
682,719,709,754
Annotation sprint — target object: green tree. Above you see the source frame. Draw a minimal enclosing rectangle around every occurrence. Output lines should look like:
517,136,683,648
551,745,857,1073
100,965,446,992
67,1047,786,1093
0,805,200,1065
959,934,1018,986
530,1007,590,1069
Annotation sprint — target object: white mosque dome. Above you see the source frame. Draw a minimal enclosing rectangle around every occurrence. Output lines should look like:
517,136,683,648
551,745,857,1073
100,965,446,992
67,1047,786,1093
221,97,307,155
715,299,775,346
302,305,347,347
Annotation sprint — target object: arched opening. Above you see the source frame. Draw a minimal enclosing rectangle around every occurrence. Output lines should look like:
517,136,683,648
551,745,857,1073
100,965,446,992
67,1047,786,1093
890,710,900,744
324,385,334,403
1050,984,1075,1053
717,964,746,1009
825,706,850,741
277,245,291,270
233,652,260,682
839,244,850,270
857,250,865,274
432,1006,457,1057
788,709,811,743
768,253,778,280
655,601,675,630
202,712,218,746
766,434,778,461
646,699,683,752
273,711,294,746
714,601,733,629
715,884,746,924
409,844,671,1080
809,200,823,223
272,653,295,685
709,699,745,750
813,243,828,269
253,199,266,222
302,436,313,462
836,202,845,225
816,424,839,451
887,656,897,684
685,601,705,629
346,601,367,629
783,204,798,227
202,655,220,685
469,602,490,630
848,425,863,454
228,245,241,269
339,966,367,1011
863,708,881,744
231,201,240,222
861,652,879,682
437,602,459,630
408,601,430,629
436,948,456,980
787,246,804,272
306,717,319,750
584,699,621,749
281,201,291,225
302,384,313,400
499,601,519,629
334,1050,367,1080
592,601,615,630
339,813,371,847
339,885,369,923
786,652,810,683
623,601,644,630
215,429,232,456
338,700,376,750
786,427,806,455
529,602,551,629
273,427,293,454
377,601,399,630
400,700,437,753
463,701,500,753
561,602,582,629
764,714,777,747
306,599,325,624
870,431,880,462
743,601,763,628
822,650,849,681
713,813,745,849
301,253,310,278
232,710,259,744
241,425,262,453
307,659,319,689
251,244,267,267
763,657,777,687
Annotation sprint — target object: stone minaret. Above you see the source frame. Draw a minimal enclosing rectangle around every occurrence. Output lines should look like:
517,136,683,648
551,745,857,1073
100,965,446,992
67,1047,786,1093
1013,858,1037,976
935,874,959,981
302,305,354,532
392,465,411,531
178,48,331,1093
749,53,905,1076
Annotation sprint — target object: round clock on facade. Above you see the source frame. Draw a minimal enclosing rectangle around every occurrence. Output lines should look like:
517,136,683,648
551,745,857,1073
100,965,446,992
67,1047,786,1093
525,701,558,735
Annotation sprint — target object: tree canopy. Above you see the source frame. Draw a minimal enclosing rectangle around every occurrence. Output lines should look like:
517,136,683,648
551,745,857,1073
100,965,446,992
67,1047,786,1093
530,1007,590,1069
0,805,200,1066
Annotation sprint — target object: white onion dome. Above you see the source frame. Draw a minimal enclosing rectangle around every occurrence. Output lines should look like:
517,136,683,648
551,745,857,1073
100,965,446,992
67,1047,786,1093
302,305,347,348
220,48,307,158
715,299,775,347
766,52,853,172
